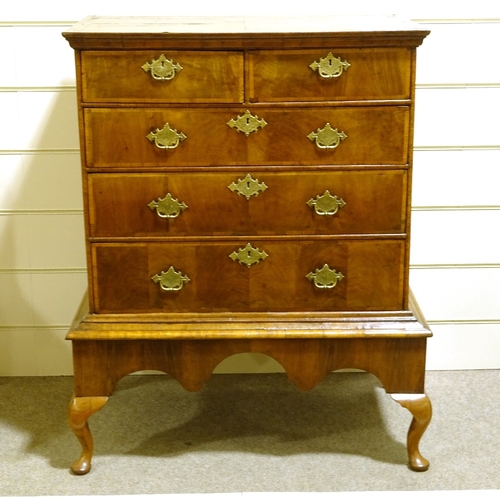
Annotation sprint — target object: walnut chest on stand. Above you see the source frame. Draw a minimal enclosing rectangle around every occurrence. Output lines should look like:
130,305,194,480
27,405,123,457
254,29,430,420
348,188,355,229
62,16,431,475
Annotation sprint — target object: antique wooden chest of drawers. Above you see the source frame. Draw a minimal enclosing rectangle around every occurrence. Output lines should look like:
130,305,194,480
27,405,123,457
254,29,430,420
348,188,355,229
63,16,431,475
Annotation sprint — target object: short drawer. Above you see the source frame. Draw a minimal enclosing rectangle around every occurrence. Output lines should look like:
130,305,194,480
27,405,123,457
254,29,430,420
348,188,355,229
84,106,409,168
88,170,407,237
81,50,244,103
91,239,405,314
247,48,412,102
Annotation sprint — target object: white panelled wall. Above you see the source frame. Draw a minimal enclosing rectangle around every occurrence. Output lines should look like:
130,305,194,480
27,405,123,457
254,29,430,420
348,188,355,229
1,1,499,375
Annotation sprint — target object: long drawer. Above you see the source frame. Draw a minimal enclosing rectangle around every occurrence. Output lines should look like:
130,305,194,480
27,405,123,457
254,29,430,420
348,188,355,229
84,106,409,168
247,48,412,102
88,170,407,237
91,239,405,313
81,50,244,103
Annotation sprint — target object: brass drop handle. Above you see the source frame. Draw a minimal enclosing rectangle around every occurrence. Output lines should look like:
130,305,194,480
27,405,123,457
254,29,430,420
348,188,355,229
309,52,350,79
148,193,187,219
306,264,344,289
147,122,186,150
142,54,183,80
308,123,347,149
307,190,346,216
152,266,190,291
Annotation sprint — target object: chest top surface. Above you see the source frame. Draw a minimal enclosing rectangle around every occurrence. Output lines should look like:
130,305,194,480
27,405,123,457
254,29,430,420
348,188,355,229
62,15,429,49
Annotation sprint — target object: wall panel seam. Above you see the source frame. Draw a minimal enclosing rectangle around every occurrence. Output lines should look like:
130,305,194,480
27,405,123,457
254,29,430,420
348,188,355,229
410,264,500,269
0,87,75,92
417,84,500,89
1,147,498,154
0,325,70,330
413,19,500,23
0,22,74,27
411,206,500,211
1,265,497,272
1,321,499,330
2,19,500,27
0,149,80,154
6,147,500,154
0,268,86,274
2,84,500,92
415,146,500,151
6,208,499,214
0,210,83,215
428,319,500,325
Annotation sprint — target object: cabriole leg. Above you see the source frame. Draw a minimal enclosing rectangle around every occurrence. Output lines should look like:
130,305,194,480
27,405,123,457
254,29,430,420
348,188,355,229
68,394,108,475
391,393,432,471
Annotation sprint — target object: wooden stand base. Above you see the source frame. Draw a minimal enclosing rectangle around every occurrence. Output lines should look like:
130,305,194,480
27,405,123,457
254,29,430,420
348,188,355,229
67,297,432,475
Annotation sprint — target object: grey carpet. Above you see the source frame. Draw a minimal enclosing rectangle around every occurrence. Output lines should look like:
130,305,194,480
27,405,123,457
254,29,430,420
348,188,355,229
0,370,499,495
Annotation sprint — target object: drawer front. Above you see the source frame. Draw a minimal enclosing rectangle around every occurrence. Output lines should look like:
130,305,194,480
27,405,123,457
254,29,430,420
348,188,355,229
88,170,407,237
247,48,412,102
84,106,409,168
91,239,405,313
81,51,244,103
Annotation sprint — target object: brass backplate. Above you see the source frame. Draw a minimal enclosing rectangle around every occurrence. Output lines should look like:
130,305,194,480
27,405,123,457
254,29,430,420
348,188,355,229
228,174,268,200
142,54,183,80
307,190,346,216
306,264,344,289
309,52,350,78
227,110,267,136
308,123,347,149
152,266,190,291
148,193,188,218
147,122,186,149
229,243,268,268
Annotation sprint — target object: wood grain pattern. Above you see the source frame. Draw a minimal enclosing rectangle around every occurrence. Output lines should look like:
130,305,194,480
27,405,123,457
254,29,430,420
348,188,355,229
90,239,406,314
71,337,428,396
87,170,407,237
84,106,410,168
247,48,412,102
82,50,244,103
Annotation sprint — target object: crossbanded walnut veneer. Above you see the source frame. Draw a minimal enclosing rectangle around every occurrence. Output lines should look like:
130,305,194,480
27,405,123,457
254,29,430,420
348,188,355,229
63,16,431,475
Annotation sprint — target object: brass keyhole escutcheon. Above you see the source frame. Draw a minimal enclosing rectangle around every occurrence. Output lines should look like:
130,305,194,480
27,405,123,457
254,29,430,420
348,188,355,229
227,110,267,136
307,190,346,216
309,52,350,79
142,54,183,80
229,243,268,268
152,266,190,291
308,123,347,149
228,174,268,200
148,193,187,219
306,264,344,289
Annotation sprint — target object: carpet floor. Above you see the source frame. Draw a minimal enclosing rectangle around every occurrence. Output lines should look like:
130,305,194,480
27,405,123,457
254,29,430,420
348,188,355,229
0,370,499,496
